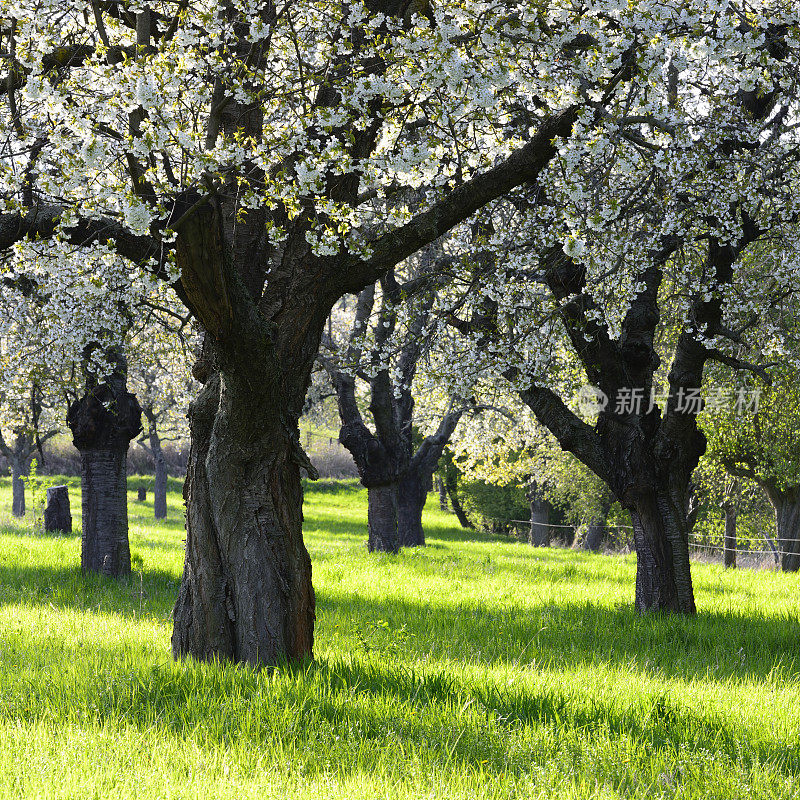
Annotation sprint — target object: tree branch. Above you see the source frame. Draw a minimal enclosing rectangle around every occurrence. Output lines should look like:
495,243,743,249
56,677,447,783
335,106,578,294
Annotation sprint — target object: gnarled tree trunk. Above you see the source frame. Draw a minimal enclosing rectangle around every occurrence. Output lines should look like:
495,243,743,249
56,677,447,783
172,348,317,665
67,370,142,578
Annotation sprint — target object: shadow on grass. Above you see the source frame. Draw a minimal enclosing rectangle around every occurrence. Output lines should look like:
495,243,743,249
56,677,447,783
1,631,797,785
0,561,180,619
315,590,800,685
3,553,795,689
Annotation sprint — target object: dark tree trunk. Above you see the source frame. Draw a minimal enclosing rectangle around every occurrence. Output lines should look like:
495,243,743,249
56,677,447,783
445,472,473,530
367,484,399,553
437,475,448,511
79,448,131,575
137,485,147,501
630,491,696,614
44,485,72,534
11,460,25,518
398,471,427,547
768,489,800,572
722,502,736,568
579,520,605,552
577,500,611,552
142,409,168,520
528,485,550,546
153,449,168,520
67,371,142,578
172,370,316,665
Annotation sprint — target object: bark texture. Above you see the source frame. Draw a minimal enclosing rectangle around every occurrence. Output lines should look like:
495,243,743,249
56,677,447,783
527,484,551,547
437,475,448,511
398,472,427,547
172,364,316,664
67,371,142,578
44,485,72,534
722,502,737,569
11,464,25,518
768,489,800,572
367,484,399,553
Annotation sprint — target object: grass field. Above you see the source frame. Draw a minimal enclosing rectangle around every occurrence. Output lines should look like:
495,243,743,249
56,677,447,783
1,477,799,799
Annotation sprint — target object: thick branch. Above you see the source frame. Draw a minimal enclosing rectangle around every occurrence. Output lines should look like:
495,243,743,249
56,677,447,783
336,107,578,294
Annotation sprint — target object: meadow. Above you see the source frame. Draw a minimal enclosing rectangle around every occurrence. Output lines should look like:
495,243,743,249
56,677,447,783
0,476,798,799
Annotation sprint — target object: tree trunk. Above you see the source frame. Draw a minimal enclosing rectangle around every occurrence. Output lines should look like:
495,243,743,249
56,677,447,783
367,484,400,553
44,485,72,534
172,372,316,665
770,490,800,572
580,519,606,552
577,500,612,552
444,472,473,530
437,475,448,511
79,448,131,575
722,503,736,569
398,471,427,547
153,448,168,520
630,490,696,614
528,489,550,547
67,374,142,578
137,485,147,501
11,460,25,518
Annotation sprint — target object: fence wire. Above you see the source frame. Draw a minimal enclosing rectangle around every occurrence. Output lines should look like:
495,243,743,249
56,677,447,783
490,519,796,560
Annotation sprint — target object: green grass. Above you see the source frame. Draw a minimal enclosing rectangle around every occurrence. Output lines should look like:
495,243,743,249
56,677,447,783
1,478,799,799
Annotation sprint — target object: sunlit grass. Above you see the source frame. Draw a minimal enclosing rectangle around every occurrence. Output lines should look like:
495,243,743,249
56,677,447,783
0,477,798,798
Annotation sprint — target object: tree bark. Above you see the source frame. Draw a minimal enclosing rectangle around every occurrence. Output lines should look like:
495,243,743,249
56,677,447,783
630,490,696,614
437,475,448,511
142,407,168,519
11,459,26,518
172,367,316,665
44,485,72,534
398,471,427,547
79,448,131,575
367,484,400,553
153,447,168,520
722,502,736,568
445,471,473,530
67,371,142,578
767,489,800,572
528,485,550,546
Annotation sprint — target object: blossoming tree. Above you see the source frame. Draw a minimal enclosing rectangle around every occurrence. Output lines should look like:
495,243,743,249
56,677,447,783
431,8,800,612
3,0,793,661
